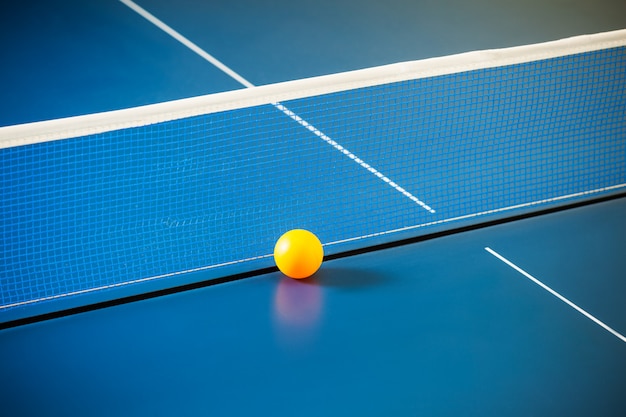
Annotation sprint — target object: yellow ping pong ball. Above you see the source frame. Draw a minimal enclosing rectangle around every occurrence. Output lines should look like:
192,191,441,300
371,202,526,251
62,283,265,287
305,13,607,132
274,229,324,279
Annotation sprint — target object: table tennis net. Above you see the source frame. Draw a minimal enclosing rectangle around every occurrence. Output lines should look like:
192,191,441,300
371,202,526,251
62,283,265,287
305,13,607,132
1,30,625,319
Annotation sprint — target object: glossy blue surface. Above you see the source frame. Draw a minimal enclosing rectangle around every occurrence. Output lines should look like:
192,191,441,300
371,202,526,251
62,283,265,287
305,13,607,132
1,198,625,416
1,1,625,415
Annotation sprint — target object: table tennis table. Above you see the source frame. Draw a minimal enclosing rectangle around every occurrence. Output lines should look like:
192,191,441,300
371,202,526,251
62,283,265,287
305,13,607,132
1,1,625,416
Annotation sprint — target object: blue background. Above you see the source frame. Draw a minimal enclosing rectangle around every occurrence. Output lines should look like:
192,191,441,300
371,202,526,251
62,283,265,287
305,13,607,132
0,1,625,415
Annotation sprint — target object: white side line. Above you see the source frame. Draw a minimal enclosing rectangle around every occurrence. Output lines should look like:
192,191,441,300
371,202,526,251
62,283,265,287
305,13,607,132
485,247,626,343
119,0,434,212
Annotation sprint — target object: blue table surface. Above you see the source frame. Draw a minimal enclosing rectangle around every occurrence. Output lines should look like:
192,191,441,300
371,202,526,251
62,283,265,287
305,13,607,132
1,1,625,416
1,196,625,416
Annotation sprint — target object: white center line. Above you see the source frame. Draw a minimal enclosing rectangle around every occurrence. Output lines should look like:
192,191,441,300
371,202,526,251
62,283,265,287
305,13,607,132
119,0,435,213
272,103,435,212
485,247,626,343
119,0,254,88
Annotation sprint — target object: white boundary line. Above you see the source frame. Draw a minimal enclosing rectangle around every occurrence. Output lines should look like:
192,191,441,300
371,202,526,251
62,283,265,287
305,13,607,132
485,247,626,343
0,25,624,147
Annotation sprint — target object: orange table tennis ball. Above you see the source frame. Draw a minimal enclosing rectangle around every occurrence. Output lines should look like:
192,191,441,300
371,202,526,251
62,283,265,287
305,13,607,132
274,229,324,279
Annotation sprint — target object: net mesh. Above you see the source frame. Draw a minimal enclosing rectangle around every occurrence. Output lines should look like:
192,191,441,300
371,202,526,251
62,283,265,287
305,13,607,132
1,46,625,312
